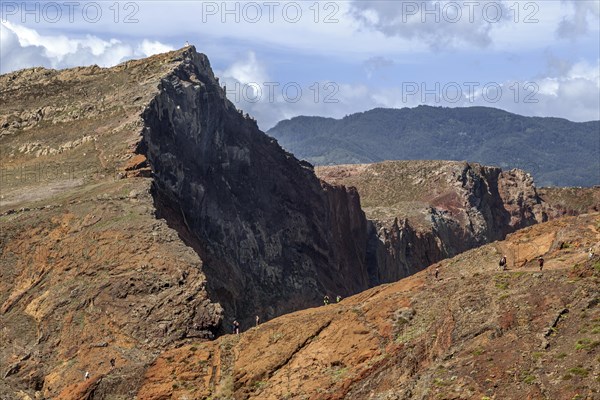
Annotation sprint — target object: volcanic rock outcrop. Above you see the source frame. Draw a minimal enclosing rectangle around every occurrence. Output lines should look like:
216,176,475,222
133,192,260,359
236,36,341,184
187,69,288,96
139,49,370,324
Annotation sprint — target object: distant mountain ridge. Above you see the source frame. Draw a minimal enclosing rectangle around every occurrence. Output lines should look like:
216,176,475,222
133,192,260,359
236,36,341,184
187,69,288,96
266,106,600,187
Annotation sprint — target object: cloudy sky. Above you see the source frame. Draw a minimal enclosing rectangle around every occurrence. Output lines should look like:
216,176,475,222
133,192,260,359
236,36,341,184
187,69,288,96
1,0,599,129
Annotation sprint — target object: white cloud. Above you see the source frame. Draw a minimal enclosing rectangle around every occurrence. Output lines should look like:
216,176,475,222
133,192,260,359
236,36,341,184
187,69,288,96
349,0,509,50
557,0,600,39
3,1,596,64
0,22,48,72
0,21,174,73
137,40,174,57
221,51,268,86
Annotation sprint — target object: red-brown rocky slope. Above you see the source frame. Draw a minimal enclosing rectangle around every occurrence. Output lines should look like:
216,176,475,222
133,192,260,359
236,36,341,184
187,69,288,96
137,214,600,400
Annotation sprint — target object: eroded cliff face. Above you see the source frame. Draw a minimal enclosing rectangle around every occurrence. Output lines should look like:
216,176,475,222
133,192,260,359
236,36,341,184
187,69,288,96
139,48,369,328
318,162,548,285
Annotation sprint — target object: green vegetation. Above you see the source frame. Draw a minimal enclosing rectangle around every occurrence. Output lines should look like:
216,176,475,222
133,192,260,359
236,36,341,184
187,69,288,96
494,276,510,290
433,378,450,387
568,367,589,377
522,373,535,384
575,338,600,351
252,380,267,390
268,106,600,186
472,348,486,356
330,366,349,381
532,352,544,360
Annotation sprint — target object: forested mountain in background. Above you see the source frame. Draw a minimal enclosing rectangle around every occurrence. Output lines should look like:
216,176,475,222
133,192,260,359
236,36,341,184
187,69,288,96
267,106,600,187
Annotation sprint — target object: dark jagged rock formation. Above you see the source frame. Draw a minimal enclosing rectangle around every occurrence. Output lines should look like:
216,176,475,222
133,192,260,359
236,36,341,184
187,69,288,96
139,48,369,328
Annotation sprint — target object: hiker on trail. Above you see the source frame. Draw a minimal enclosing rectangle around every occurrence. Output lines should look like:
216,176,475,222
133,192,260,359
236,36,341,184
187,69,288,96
434,267,440,280
84,371,90,380
255,315,260,326
499,255,507,271
589,248,595,259
323,295,330,305
232,320,240,335
336,295,342,303
538,256,544,271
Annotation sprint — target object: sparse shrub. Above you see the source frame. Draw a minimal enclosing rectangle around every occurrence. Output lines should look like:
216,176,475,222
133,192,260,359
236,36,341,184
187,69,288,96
331,367,348,381
252,381,267,390
472,348,485,356
575,338,600,351
494,274,510,290
269,332,284,343
433,378,449,387
521,373,535,384
568,367,589,377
